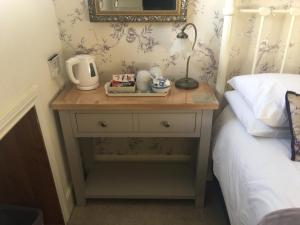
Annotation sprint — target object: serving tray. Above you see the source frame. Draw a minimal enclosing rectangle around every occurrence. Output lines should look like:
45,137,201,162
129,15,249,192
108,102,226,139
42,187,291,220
104,82,170,97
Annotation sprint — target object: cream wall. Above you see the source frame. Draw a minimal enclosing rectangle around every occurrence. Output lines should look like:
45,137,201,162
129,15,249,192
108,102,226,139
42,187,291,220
0,0,72,222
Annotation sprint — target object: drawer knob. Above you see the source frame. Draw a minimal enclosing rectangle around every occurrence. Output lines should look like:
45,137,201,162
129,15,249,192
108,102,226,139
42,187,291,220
161,121,171,128
98,121,107,128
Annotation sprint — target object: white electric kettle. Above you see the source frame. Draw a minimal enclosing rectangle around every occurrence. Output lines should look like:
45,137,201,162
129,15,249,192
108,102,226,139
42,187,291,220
66,54,99,90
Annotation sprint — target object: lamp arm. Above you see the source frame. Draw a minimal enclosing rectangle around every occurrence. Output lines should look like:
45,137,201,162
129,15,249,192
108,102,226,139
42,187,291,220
181,23,198,50
181,23,198,79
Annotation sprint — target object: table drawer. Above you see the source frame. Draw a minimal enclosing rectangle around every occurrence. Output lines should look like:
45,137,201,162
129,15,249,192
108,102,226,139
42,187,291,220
138,113,196,133
75,114,133,133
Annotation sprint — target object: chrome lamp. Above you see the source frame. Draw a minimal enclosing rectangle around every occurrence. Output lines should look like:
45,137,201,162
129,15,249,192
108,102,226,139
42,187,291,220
170,23,199,90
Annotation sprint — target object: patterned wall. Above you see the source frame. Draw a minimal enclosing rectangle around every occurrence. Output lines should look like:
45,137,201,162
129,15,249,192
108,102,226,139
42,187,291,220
53,0,300,84
53,0,225,86
53,0,300,158
229,0,300,77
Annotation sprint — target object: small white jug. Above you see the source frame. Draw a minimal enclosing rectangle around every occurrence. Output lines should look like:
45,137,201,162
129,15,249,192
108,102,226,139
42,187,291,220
136,70,152,92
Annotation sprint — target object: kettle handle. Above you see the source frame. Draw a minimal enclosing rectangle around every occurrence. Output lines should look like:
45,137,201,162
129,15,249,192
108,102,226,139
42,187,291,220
66,57,80,85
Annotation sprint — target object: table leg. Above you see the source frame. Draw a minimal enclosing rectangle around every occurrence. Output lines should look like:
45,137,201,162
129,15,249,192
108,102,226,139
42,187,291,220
195,110,213,208
59,111,86,205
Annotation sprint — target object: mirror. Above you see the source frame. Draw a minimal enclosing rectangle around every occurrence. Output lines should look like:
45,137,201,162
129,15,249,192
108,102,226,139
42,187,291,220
99,0,176,11
88,0,187,22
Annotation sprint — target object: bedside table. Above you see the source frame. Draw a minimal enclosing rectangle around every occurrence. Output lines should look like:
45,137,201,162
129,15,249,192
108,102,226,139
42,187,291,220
51,83,219,207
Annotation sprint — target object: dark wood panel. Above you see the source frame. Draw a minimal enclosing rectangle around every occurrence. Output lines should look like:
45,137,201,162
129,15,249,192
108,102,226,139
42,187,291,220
0,107,64,225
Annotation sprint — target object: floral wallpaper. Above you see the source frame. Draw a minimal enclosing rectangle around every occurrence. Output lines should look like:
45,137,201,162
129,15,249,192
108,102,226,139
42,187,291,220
228,0,300,77
93,138,197,156
53,0,300,158
53,0,224,85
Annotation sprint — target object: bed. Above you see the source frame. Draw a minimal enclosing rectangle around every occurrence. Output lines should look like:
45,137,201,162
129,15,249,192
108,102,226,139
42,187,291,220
213,106,300,225
212,1,300,224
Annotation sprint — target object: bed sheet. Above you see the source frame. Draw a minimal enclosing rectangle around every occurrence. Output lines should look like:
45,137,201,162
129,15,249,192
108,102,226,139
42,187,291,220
213,106,300,225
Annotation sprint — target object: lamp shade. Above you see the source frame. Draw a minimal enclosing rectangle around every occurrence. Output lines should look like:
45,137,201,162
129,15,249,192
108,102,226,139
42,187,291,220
170,38,193,58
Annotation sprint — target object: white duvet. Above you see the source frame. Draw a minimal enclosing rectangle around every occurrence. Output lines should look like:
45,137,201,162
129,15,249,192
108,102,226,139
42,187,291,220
213,106,300,225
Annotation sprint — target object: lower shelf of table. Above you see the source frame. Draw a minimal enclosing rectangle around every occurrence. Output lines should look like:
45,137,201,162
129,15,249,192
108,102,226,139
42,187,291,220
85,162,195,199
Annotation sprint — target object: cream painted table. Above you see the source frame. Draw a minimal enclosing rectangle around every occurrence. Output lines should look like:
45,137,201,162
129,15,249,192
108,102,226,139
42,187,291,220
51,83,219,207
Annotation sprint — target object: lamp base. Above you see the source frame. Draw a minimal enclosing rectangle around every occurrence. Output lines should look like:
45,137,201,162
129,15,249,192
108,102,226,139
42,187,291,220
175,78,199,90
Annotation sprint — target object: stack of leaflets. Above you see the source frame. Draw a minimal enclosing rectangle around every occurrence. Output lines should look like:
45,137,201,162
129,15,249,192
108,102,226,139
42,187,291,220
108,74,136,93
110,74,135,87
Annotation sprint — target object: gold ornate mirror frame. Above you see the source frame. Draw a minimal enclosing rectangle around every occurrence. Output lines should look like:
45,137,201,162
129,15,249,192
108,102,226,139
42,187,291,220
88,0,187,22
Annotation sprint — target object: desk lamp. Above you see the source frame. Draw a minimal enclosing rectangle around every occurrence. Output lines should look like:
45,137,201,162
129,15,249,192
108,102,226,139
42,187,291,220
170,23,199,89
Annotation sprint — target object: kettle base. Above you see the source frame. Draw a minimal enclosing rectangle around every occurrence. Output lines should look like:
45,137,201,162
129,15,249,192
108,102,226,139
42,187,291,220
76,82,99,91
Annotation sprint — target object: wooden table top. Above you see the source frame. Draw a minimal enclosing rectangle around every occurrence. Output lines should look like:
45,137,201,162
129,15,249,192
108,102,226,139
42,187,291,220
51,83,219,111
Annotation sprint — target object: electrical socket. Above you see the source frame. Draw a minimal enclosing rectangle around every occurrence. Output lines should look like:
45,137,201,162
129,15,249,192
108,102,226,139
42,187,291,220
48,54,61,79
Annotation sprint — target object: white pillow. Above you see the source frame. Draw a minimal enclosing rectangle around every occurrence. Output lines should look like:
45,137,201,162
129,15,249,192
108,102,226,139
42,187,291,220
225,91,291,138
228,73,300,127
